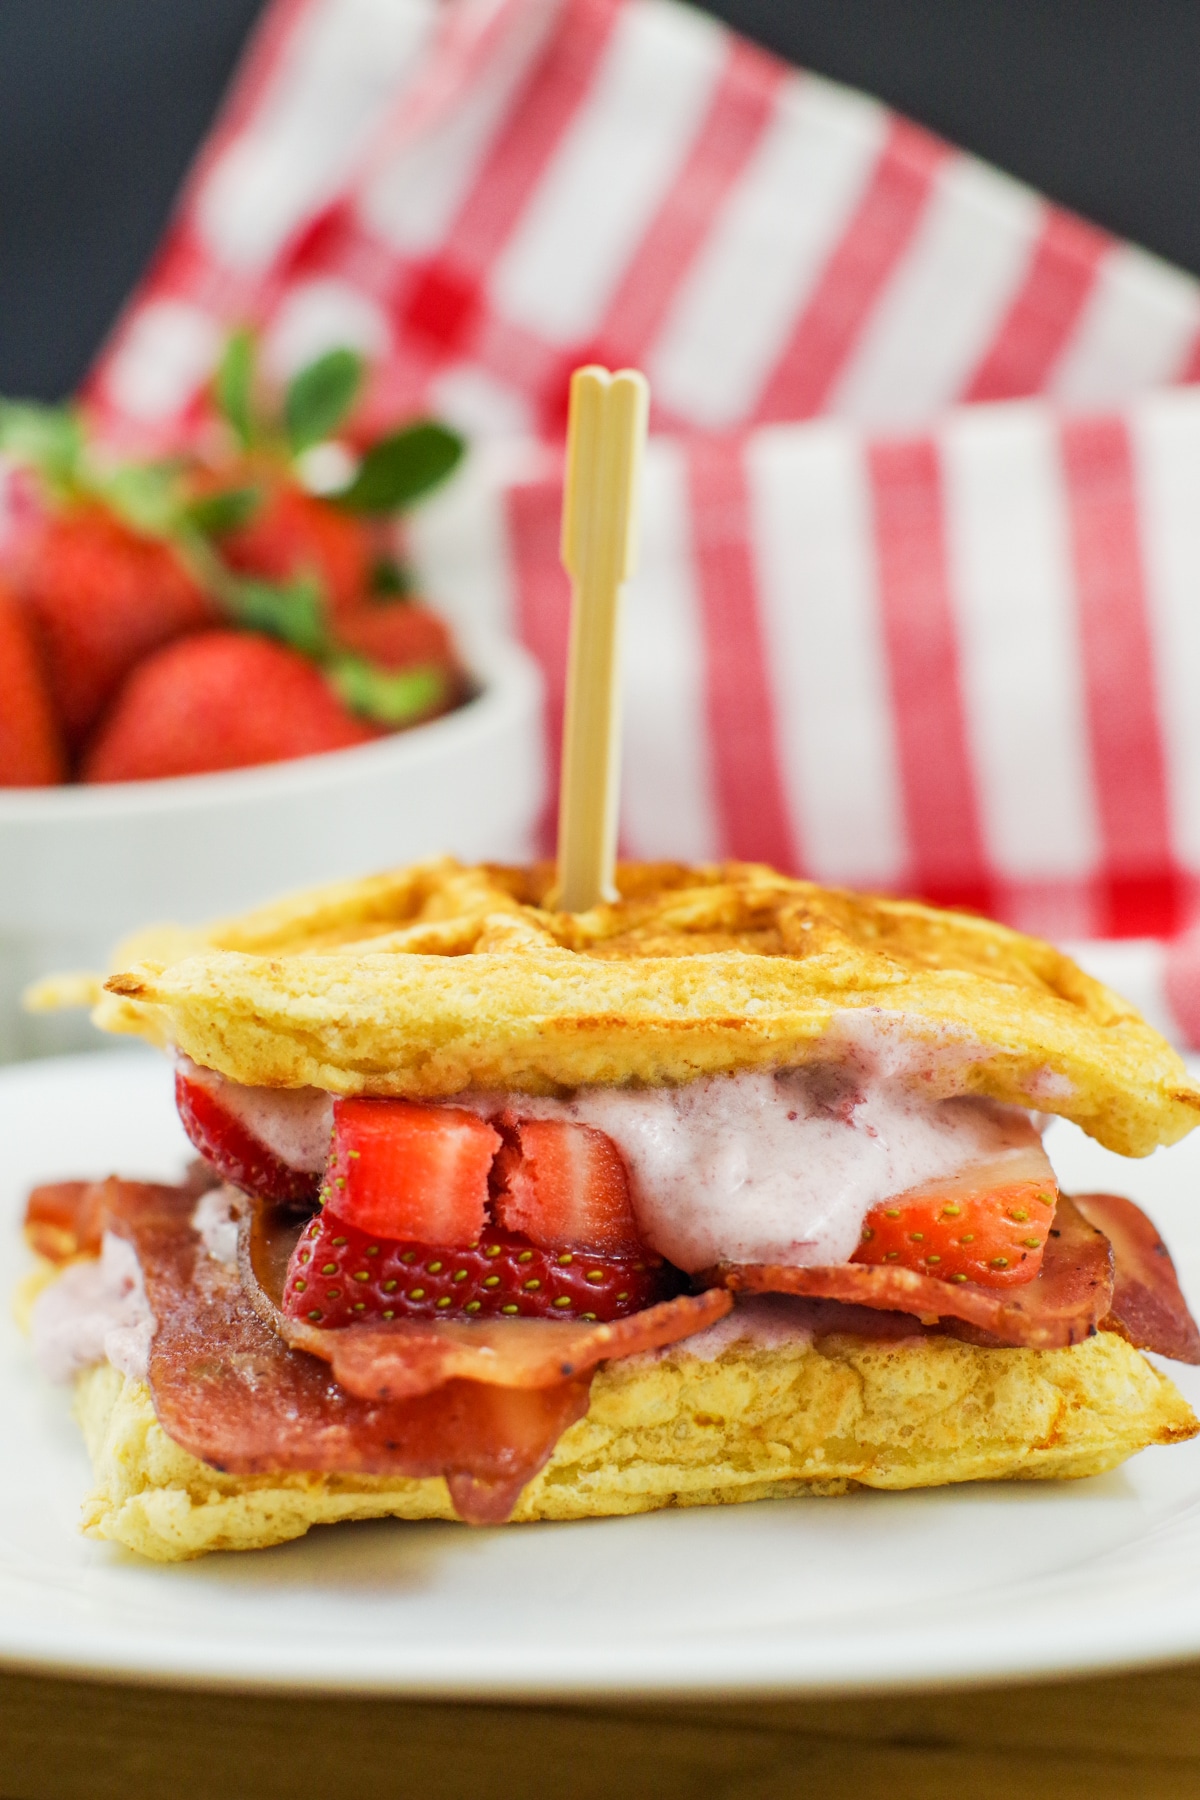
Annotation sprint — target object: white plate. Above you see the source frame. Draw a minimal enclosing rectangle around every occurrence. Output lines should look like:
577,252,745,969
4,1051,1200,1699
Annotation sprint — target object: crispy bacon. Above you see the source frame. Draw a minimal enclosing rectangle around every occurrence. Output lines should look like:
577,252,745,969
102,1179,591,1523
288,1297,730,1403
24,1162,216,1264
34,1160,1200,1535
705,1195,1115,1350
25,1181,107,1264
239,1199,730,1401
1073,1192,1200,1365
100,1179,727,1524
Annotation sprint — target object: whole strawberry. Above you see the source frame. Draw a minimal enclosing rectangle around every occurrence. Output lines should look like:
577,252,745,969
333,600,460,673
0,339,467,783
0,581,66,786
214,471,371,617
82,629,376,783
197,330,463,630
19,505,214,750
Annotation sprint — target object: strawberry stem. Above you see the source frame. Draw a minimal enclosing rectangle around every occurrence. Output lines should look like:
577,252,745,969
328,655,448,726
214,328,258,450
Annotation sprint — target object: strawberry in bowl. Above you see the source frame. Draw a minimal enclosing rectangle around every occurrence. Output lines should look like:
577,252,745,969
0,335,543,1062
0,329,468,787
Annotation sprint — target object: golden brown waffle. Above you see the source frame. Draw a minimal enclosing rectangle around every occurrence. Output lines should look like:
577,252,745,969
74,1327,1195,1560
86,857,1200,1157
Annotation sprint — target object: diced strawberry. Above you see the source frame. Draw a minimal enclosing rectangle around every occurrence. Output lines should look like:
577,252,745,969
851,1165,1059,1288
326,1098,500,1244
17,504,215,749
82,630,376,782
493,1117,642,1256
282,1208,678,1327
176,1071,319,1205
0,582,65,785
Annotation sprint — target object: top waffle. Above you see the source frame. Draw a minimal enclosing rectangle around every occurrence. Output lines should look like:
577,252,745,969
90,858,1200,1158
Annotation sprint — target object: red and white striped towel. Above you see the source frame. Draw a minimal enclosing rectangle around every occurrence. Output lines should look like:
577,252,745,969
84,0,1200,955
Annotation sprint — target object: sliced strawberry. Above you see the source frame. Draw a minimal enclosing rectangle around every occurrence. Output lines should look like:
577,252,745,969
326,1098,500,1244
493,1117,642,1255
282,1208,678,1327
176,1070,319,1205
851,1162,1059,1288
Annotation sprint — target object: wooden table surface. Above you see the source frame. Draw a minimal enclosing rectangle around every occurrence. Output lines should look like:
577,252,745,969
6,1659,1200,1800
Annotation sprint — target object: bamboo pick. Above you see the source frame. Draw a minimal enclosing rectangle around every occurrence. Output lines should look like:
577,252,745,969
553,364,650,913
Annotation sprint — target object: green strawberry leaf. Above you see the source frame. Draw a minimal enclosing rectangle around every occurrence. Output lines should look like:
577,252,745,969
285,348,363,455
98,461,186,537
0,400,85,490
224,576,328,658
369,553,412,596
215,328,258,448
186,484,263,538
334,421,464,514
329,654,448,725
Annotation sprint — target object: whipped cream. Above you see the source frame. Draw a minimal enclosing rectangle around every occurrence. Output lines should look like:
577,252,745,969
192,1184,241,1267
30,1232,155,1384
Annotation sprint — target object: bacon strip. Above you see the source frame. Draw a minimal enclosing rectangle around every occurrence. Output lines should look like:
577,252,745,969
289,1295,731,1403
238,1200,730,1401
706,1195,1114,1350
40,1166,1200,1536
25,1163,217,1264
102,1180,591,1524
1073,1192,1200,1365
25,1181,106,1263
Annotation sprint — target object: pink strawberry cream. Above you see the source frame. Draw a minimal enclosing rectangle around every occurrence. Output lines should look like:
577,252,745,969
179,1062,331,1172
177,1014,1056,1275
481,1078,1046,1272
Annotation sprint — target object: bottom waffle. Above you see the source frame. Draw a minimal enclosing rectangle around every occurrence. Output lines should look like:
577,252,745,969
74,1326,1195,1562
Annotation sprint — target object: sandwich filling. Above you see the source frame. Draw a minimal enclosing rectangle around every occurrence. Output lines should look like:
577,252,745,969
176,1014,1056,1281
25,1039,1200,1529
159,1031,1200,1379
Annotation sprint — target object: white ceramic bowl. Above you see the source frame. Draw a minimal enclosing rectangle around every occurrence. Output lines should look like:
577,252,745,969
0,634,544,1061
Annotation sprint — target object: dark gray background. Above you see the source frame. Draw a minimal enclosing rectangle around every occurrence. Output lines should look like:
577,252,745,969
3,0,1199,400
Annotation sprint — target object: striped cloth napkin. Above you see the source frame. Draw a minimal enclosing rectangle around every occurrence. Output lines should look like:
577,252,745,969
83,0,1200,1023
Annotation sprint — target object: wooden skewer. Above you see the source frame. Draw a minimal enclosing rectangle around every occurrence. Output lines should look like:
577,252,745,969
552,364,650,913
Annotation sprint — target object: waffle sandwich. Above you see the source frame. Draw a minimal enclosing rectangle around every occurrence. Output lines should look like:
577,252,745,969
23,858,1200,1561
